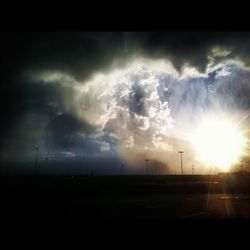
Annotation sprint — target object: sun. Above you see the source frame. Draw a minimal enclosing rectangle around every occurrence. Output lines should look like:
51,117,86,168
191,116,247,172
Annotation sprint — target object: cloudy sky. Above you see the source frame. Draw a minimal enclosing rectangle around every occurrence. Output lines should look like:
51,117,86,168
1,32,250,175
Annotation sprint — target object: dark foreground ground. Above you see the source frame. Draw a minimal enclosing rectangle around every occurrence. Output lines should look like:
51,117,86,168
1,172,250,222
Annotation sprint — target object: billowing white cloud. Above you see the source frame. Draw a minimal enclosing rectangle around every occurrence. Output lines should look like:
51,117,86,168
32,57,250,173
123,136,134,148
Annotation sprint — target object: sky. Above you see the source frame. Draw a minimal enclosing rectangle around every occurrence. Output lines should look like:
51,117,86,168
1,32,250,175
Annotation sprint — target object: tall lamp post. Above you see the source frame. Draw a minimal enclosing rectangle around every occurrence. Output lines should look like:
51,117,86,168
121,163,125,175
178,151,184,175
240,160,244,172
34,146,39,175
145,159,149,175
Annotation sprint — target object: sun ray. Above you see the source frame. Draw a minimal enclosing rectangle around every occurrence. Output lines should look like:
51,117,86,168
190,115,247,172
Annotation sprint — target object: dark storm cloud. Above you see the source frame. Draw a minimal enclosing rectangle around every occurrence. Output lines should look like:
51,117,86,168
0,77,74,151
45,113,97,151
3,32,250,83
123,32,250,71
0,32,128,147
3,32,250,88
1,32,127,81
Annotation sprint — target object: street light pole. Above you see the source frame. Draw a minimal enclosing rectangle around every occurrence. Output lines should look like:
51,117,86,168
178,151,184,175
44,156,48,176
145,159,149,175
240,160,244,172
121,163,125,175
34,146,39,175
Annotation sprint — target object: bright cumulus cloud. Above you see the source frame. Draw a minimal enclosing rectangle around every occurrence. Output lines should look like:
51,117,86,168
32,56,250,173
74,58,177,153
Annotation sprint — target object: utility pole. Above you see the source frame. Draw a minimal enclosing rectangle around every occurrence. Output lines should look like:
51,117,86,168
34,146,39,175
121,163,124,175
178,151,184,175
240,160,244,172
192,165,194,175
145,159,149,175
44,156,49,176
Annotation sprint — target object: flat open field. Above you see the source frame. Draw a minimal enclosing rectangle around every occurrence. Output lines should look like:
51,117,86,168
1,173,250,222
